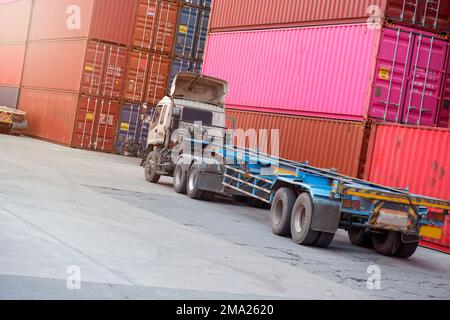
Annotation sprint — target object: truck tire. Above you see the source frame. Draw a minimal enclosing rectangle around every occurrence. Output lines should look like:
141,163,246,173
201,191,216,202
314,232,335,248
173,160,187,194
395,241,419,259
372,231,401,256
186,164,206,200
291,193,320,246
271,188,296,237
348,228,373,248
144,151,161,183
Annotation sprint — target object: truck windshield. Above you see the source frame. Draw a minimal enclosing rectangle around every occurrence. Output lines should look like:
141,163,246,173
182,107,213,126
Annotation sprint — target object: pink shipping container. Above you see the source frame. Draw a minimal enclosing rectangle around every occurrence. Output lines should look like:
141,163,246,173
365,123,450,251
29,0,137,45
438,51,450,128
22,40,128,99
203,23,449,126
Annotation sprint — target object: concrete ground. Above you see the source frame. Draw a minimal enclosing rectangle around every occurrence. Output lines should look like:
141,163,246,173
0,134,449,300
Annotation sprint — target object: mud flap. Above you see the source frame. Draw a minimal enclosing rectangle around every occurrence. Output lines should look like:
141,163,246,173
311,199,341,234
198,172,224,193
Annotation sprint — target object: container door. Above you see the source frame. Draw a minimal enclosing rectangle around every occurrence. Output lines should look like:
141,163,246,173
73,96,120,153
386,0,423,26
175,6,200,59
101,45,127,99
421,0,450,31
147,104,165,146
369,28,415,123
124,51,150,103
116,104,142,155
144,54,171,105
403,34,448,126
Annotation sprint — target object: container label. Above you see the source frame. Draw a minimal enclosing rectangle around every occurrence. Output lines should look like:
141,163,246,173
179,25,188,34
379,67,390,81
85,112,94,122
120,122,130,132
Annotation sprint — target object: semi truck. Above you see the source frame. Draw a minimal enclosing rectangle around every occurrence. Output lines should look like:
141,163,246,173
142,73,450,259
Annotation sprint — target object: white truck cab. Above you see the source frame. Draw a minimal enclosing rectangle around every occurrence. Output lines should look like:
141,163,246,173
143,73,229,196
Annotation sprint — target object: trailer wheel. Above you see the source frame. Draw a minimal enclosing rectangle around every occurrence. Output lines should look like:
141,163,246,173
348,228,373,248
372,231,401,256
271,188,296,237
291,193,320,246
173,160,187,194
395,241,419,259
314,232,335,248
186,164,206,200
144,151,161,184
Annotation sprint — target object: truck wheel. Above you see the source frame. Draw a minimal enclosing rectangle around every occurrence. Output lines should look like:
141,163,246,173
186,164,206,200
144,151,161,183
314,232,335,248
395,241,419,259
372,231,401,256
173,160,187,194
291,193,320,246
271,188,296,237
348,228,373,248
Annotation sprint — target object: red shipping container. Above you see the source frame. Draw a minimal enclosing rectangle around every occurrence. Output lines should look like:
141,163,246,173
72,96,120,153
0,0,33,44
29,0,137,45
133,0,179,54
22,40,128,98
80,42,128,99
365,122,450,250
226,109,369,178
203,24,448,127
0,44,26,86
124,50,171,104
18,88,79,145
209,0,450,33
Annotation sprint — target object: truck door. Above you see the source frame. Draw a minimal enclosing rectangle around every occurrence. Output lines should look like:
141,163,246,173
147,104,169,146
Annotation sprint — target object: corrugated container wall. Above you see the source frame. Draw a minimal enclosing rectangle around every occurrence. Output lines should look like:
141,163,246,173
29,0,137,45
0,44,26,86
175,4,210,60
19,88,79,145
204,24,378,121
209,0,450,33
115,103,152,155
132,0,178,54
203,24,448,126
168,57,202,89
22,40,128,98
226,109,369,178
364,123,450,250
0,0,33,44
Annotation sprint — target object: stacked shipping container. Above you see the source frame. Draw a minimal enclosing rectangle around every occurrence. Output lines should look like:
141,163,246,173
205,0,450,251
0,0,33,109
116,0,212,154
0,0,211,152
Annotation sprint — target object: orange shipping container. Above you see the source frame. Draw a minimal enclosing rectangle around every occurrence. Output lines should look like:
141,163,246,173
0,44,26,86
226,109,369,178
0,0,33,44
133,0,179,54
22,40,128,98
19,88,79,145
29,0,137,45
124,50,171,104
72,96,120,153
